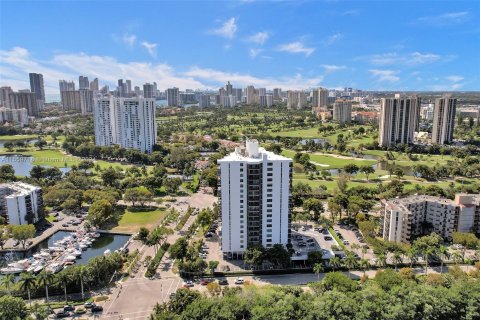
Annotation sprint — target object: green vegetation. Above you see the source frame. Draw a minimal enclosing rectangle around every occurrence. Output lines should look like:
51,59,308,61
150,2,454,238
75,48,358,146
113,208,167,233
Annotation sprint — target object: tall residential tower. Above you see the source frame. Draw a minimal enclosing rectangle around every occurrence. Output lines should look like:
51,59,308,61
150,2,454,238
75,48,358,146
432,95,456,145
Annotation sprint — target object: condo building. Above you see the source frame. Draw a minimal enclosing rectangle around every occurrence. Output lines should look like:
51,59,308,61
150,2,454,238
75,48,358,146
333,99,352,124
378,96,420,147
312,87,328,108
166,87,179,107
383,194,480,243
287,91,307,109
218,140,292,257
431,95,456,145
93,97,157,153
0,182,43,225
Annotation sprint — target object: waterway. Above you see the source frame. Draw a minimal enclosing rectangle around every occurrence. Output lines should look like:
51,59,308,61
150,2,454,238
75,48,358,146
0,155,71,177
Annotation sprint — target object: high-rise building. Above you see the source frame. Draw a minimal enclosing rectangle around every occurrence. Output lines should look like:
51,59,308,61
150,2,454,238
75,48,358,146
287,91,307,109
245,85,258,105
60,90,81,111
378,96,420,147
233,88,243,103
0,182,43,225
79,76,89,90
312,87,328,108
126,80,132,96
59,80,75,92
93,97,157,153
153,82,158,97
432,95,456,145
134,86,141,96
225,81,233,96
79,89,94,114
259,94,273,107
90,78,99,91
420,104,434,121
0,87,13,108
333,100,352,124
273,88,282,100
143,83,154,98
218,140,292,255
199,94,210,108
166,87,179,106
29,73,45,109
383,194,480,243
8,91,39,116
0,108,29,126
117,79,124,97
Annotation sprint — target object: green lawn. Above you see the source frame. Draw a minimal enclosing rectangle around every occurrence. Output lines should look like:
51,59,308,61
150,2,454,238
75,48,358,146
0,134,37,141
269,127,321,138
282,149,376,169
113,208,167,232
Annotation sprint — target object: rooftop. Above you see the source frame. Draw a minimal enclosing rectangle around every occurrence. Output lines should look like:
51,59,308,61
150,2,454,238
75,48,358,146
218,139,291,163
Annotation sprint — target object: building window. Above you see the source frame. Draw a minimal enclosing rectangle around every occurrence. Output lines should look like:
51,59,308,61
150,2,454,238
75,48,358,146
267,214,272,217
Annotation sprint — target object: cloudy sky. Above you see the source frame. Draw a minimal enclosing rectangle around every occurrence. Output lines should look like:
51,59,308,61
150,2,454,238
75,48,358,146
0,0,478,96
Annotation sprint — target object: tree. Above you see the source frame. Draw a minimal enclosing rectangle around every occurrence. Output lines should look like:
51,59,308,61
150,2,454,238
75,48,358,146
11,224,35,248
0,226,10,250
438,245,449,273
313,263,324,280
208,260,219,275
359,259,370,278
392,250,403,271
57,271,71,302
265,244,291,268
19,272,36,305
344,251,357,279
360,165,375,181
101,167,122,187
303,198,324,222
34,139,47,150
343,164,359,177
452,232,478,260
0,164,16,181
164,177,182,194
330,256,341,272
206,282,221,296
88,199,114,227
137,227,150,244
244,246,265,269
376,252,387,268
169,237,189,261
374,268,403,291
37,270,55,304
1,273,15,295
75,266,88,301
0,296,27,320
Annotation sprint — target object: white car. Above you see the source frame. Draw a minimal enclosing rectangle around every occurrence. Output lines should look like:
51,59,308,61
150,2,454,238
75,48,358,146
234,277,244,285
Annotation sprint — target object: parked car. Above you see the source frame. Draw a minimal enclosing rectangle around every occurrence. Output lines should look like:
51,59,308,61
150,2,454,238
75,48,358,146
324,236,333,241
183,280,194,288
343,240,350,245
91,305,103,313
218,279,228,285
308,242,315,247
298,242,307,247
200,279,213,285
55,311,71,318
306,238,314,243
169,292,176,299
62,223,69,227
234,277,244,285
84,302,96,309
63,305,75,312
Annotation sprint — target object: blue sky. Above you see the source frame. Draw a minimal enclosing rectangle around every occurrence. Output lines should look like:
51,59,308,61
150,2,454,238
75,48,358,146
0,0,479,94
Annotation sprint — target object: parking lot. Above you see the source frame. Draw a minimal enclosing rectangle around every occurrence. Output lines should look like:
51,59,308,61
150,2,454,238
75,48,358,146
332,224,376,260
291,226,336,260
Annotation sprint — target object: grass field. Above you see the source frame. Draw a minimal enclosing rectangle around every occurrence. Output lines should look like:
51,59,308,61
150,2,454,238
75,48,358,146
0,134,38,141
282,149,376,169
112,208,167,233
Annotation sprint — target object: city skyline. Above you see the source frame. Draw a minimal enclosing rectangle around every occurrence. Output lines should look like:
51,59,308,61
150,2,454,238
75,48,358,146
1,1,479,96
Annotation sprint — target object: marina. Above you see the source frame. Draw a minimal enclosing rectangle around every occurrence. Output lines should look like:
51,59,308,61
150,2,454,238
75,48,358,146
0,229,130,275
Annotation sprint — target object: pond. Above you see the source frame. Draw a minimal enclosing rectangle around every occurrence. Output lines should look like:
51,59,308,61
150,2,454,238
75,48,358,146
0,155,71,177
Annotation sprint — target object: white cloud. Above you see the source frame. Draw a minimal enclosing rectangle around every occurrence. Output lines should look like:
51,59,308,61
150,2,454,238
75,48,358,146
113,33,137,47
321,64,347,73
360,52,443,66
141,41,157,58
277,41,315,56
246,31,269,45
324,33,343,45
369,69,400,82
0,47,322,94
341,9,359,16
210,18,237,39
445,75,463,83
184,67,323,89
418,11,470,26
249,48,263,58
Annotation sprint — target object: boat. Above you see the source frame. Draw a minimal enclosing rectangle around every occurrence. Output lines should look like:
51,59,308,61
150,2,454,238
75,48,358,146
62,255,77,262
46,263,63,273
103,249,111,256
0,267,24,274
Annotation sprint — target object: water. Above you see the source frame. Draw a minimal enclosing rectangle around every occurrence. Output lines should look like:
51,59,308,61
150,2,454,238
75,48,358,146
34,231,130,265
0,155,72,177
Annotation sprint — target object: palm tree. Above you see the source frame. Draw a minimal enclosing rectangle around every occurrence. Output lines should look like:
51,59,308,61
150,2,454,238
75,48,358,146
376,253,387,268
423,247,434,275
344,252,357,279
76,266,88,300
313,263,324,280
1,273,15,295
361,246,368,259
452,250,463,265
359,259,370,278
438,245,449,273
37,270,55,304
351,243,360,255
57,271,71,302
392,250,403,271
19,272,36,306
406,248,418,267
330,257,341,272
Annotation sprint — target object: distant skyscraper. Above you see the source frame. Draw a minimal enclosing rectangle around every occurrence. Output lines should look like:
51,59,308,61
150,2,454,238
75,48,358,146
199,94,210,108
0,107,29,126
432,95,456,145
273,88,282,100
29,73,45,109
90,78,99,91
333,100,352,124
287,91,307,109
79,89,94,114
143,83,154,98
59,80,75,92
134,86,141,96
378,96,420,147
166,87,179,106
0,87,13,108
8,91,39,116
245,85,258,105
117,79,124,97
312,87,328,108
153,82,158,97
126,80,132,96
233,88,243,103
225,81,233,95
79,76,89,90
93,97,157,153
61,90,81,111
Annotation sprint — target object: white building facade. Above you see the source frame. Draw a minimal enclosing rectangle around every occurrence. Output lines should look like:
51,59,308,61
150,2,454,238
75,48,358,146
218,140,292,256
383,194,480,243
432,95,456,145
0,182,43,225
333,100,352,124
93,97,157,153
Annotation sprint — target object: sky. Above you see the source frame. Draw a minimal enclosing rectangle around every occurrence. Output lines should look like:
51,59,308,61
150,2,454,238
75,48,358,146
0,0,479,96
